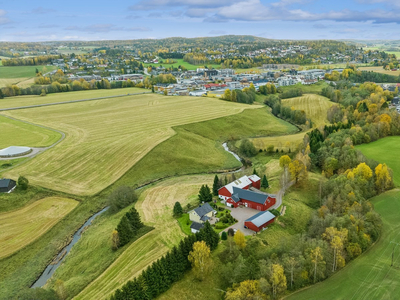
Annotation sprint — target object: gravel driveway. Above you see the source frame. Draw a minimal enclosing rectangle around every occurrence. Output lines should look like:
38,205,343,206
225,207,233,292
223,206,259,236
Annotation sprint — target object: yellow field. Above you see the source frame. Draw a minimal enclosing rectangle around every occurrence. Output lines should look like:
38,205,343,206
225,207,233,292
3,94,260,195
359,66,400,76
0,77,32,88
251,94,334,151
0,197,78,259
75,175,212,300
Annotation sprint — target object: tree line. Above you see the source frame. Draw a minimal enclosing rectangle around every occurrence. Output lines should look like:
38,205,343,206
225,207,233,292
110,222,219,300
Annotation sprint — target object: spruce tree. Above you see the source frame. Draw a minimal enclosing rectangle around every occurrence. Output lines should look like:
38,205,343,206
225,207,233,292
126,207,143,231
261,174,269,189
173,201,183,217
253,168,258,176
0,89,3,99
116,216,133,247
212,175,219,196
221,231,228,240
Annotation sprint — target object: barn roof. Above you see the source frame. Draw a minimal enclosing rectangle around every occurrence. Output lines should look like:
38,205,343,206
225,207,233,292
245,211,275,227
231,186,274,205
220,175,252,194
193,203,214,218
248,174,261,182
190,222,204,231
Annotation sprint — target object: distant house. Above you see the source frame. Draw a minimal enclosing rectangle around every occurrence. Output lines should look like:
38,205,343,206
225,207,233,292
190,221,204,234
0,179,16,193
189,203,216,223
244,210,276,232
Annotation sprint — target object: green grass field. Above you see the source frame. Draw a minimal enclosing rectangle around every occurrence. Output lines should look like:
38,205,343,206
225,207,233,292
287,189,400,300
359,66,400,76
0,115,62,149
144,58,221,70
0,65,58,88
3,94,260,195
250,94,334,151
0,87,145,109
53,175,213,300
356,136,400,186
0,197,78,259
279,81,329,94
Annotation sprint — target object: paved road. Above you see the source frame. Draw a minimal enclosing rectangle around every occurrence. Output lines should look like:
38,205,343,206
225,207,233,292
0,91,151,112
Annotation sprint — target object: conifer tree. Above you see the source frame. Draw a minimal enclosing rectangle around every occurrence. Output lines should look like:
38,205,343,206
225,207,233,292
116,215,133,247
261,175,269,189
221,231,228,240
213,175,220,196
126,207,143,231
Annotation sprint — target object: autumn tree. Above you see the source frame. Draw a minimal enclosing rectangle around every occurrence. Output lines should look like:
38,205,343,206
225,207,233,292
310,247,324,283
322,227,348,272
188,241,212,281
375,163,392,193
224,89,231,101
111,230,120,250
55,279,67,300
225,280,267,300
279,155,291,168
270,264,287,298
234,230,246,250
289,159,308,185
283,256,298,289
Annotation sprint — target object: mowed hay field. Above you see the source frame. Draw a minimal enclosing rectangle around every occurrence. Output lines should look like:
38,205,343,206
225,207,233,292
356,136,400,186
359,66,400,76
287,189,400,300
3,94,261,195
251,94,334,151
73,175,213,300
0,197,78,259
0,87,146,109
0,115,61,149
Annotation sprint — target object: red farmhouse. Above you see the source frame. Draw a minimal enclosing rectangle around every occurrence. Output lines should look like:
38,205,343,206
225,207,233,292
244,210,276,232
218,175,276,211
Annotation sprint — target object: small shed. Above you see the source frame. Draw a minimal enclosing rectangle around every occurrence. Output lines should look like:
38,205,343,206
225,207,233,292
0,179,17,193
190,221,204,234
244,211,275,232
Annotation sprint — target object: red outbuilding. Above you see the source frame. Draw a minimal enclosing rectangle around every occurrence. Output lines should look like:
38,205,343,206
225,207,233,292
244,210,276,232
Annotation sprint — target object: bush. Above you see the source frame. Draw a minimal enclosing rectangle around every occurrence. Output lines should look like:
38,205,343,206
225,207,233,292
18,176,29,190
108,186,138,213
239,139,257,157
269,208,281,217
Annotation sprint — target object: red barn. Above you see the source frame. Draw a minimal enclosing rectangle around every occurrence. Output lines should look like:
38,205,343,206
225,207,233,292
218,175,260,200
244,210,276,232
226,186,276,211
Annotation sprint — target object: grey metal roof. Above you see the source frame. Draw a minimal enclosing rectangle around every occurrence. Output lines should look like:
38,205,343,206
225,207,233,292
0,179,13,188
193,203,214,218
245,211,275,227
190,222,204,231
231,186,273,205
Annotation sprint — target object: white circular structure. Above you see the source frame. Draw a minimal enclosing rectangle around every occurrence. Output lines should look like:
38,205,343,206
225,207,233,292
0,146,32,158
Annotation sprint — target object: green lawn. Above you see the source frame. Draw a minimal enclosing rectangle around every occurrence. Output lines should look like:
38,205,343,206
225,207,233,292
356,136,400,186
0,65,57,78
0,115,62,149
286,189,400,300
177,213,192,235
144,58,221,70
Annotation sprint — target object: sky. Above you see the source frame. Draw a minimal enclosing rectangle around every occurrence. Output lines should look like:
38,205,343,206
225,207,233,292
0,0,399,42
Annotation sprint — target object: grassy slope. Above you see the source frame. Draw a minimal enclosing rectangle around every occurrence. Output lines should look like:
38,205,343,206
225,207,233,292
0,87,145,109
0,65,57,79
356,136,400,186
251,94,334,151
4,94,260,195
0,197,78,259
287,189,400,300
110,107,297,191
0,115,61,148
70,175,213,300
279,81,329,94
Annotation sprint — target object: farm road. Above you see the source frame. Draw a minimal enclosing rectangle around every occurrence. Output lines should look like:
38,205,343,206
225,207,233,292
0,91,151,112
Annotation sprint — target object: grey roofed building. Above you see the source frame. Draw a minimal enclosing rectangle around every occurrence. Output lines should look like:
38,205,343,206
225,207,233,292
231,186,274,205
193,203,215,218
190,221,204,232
0,179,16,193
245,211,275,227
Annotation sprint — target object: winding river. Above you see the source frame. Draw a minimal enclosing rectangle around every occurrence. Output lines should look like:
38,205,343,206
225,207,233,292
31,142,241,288
31,206,109,288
